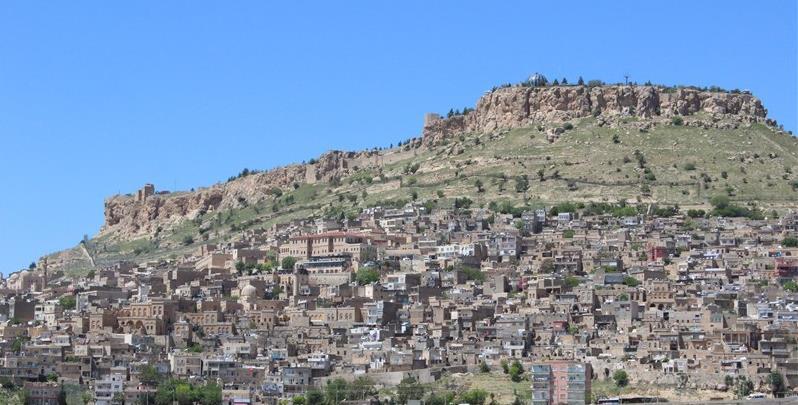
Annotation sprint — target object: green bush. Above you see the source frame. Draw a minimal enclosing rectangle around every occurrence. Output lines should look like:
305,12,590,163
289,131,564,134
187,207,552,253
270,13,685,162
613,370,629,387
460,265,485,282
623,276,641,287
281,256,297,270
356,267,380,285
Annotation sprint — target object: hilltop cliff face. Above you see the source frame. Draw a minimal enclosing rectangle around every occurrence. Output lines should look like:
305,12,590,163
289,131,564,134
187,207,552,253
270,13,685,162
422,85,767,145
102,150,380,239
101,84,772,241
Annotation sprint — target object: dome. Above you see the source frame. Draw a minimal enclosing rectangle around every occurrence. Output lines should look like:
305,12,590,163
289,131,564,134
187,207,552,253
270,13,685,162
527,73,548,87
241,283,257,298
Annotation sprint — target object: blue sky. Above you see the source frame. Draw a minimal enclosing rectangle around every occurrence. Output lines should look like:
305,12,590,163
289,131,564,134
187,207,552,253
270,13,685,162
0,1,796,274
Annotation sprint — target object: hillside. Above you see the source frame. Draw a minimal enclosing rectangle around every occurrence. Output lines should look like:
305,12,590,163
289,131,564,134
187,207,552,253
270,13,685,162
44,82,798,274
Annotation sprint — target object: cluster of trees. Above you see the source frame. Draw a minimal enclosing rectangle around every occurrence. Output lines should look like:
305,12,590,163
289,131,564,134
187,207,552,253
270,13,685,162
444,264,485,282
781,280,798,293
446,107,474,118
226,167,261,182
453,197,473,209
322,205,359,222
709,196,765,219
725,371,787,398
687,209,706,218
235,258,278,275
233,252,281,275
460,265,485,282
149,379,221,405
137,366,221,405
517,75,591,88
288,377,376,404
391,376,506,405
782,236,798,247
488,200,528,217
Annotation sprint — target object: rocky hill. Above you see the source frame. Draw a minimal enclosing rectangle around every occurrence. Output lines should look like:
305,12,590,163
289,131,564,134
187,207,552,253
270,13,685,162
422,85,767,145
102,149,383,239
44,82,797,274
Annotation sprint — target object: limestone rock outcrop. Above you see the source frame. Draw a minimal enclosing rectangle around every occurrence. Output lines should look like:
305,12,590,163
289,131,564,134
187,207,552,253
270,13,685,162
102,150,380,239
423,85,766,145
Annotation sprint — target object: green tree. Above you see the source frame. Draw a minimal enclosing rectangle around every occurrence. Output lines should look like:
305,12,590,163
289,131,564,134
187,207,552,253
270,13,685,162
613,370,629,387
460,266,485,282
356,267,380,285
59,295,76,310
11,337,25,354
458,389,489,405
281,256,297,270
139,365,160,387
768,371,786,398
305,389,324,404
515,175,529,194
397,376,425,403
734,376,754,399
564,276,580,288
454,197,473,209
427,391,456,405
509,359,525,382
324,378,349,404
687,209,705,218
623,276,640,287
112,392,125,405
479,361,490,373
292,395,306,405
782,236,798,247
783,280,798,293
347,377,376,400
710,195,730,209
174,382,192,405
235,261,246,274
540,258,555,274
